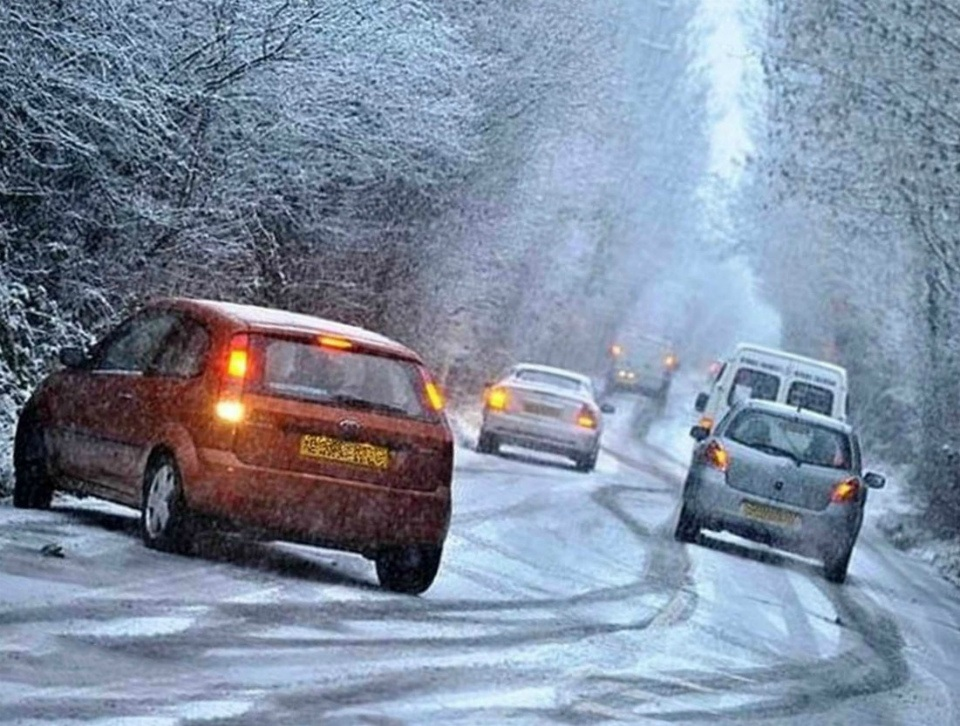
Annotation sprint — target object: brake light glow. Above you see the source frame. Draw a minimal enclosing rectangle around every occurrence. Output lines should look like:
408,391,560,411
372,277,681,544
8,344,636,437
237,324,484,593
664,354,678,370
577,405,598,429
704,440,729,472
318,335,352,350
217,334,249,424
227,348,248,379
486,387,509,411
215,400,245,423
831,477,859,504
424,381,445,412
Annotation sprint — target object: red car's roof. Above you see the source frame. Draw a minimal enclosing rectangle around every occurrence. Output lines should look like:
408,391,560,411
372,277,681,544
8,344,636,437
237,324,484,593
158,298,421,362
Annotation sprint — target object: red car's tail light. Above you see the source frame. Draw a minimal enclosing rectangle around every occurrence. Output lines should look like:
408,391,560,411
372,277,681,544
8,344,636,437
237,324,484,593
418,369,445,412
424,382,445,412
831,477,860,504
576,405,598,429
226,348,248,379
217,334,249,422
703,440,729,472
215,400,245,423
485,387,509,411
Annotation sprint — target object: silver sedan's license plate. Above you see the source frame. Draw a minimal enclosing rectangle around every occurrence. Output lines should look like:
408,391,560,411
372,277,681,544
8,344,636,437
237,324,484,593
524,402,562,418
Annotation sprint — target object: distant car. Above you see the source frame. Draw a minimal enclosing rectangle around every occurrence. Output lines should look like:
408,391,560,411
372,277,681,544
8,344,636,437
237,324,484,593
14,298,453,594
676,400,885,583
606,336,678,402
477,363,614,472
608,362,641,392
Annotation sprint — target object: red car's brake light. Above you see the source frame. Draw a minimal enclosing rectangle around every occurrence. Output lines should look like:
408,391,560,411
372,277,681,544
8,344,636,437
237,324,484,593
318,335,352,351
217,334,249,423
418,368,445,412
226,348,248,379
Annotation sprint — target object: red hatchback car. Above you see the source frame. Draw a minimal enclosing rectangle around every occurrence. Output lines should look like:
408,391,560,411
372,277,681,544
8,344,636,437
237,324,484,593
13,298,454,594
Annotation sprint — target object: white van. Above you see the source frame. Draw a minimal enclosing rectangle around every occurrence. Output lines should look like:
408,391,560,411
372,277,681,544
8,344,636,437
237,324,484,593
694,344,848,431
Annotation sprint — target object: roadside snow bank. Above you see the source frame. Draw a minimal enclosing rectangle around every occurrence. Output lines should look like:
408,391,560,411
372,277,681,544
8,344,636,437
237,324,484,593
872,463,960,589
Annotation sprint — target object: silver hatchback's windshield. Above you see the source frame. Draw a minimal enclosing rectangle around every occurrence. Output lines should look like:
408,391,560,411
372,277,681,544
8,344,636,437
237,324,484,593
726,410,852,469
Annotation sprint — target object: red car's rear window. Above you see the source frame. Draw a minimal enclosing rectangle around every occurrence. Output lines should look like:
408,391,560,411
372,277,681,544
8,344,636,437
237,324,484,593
247,335,431,420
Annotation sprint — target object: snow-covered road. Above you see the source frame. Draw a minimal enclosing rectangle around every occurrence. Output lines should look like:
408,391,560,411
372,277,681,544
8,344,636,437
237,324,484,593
0,393,957,724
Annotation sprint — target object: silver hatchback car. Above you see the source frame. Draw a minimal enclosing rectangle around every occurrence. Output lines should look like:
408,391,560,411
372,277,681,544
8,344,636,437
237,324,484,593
477,363,614,472
676,400,885,583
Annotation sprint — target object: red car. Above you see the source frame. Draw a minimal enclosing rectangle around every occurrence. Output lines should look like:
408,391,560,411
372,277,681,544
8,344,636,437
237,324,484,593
13,298,453,594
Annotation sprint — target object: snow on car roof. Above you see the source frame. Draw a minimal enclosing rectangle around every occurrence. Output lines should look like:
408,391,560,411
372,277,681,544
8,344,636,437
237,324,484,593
733,399,853,432
167,298,419,360
511,363,592,384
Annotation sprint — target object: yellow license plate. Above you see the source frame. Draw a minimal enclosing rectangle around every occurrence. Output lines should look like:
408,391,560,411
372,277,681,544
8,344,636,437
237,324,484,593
299,435,390,470
741,501,799,527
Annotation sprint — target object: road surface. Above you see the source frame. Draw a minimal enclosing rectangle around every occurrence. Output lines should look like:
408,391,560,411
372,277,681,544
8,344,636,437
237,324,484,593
0,392,956,724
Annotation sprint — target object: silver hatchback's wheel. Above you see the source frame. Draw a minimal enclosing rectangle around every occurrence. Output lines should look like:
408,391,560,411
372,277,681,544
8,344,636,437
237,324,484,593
141,454,193,554
674,501,700,543
823,542,853,584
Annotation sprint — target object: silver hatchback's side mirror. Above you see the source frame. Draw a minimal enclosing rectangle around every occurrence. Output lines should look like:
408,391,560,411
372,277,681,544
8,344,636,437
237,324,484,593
863,472,886,489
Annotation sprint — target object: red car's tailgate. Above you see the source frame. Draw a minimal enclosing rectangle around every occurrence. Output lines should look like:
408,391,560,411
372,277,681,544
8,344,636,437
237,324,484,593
235,394,451,492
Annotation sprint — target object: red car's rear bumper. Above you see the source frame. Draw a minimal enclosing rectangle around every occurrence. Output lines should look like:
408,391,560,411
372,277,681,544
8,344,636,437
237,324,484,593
186,448,451,554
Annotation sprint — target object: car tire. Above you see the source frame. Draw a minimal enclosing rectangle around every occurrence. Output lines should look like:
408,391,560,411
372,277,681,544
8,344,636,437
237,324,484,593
476,430,499,455
674,501,700,543
13,412,55,510
141,452,194,555
575,450,598,473
375,546,442,595
823,543,853,584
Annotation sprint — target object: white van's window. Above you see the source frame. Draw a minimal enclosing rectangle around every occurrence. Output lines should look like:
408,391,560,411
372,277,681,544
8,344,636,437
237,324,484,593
786,381,834,416
727,368,780,406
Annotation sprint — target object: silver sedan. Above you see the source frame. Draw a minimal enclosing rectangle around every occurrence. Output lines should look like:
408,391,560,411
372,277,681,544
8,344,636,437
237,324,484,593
477,363,614,472
676,399,885,583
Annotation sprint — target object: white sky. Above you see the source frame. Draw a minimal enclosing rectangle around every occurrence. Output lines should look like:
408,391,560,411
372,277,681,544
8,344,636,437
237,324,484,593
689,0,781,349
694,0,764,183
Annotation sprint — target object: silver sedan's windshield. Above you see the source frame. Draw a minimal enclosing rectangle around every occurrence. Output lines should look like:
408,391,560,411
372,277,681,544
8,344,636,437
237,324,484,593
514,369,585,393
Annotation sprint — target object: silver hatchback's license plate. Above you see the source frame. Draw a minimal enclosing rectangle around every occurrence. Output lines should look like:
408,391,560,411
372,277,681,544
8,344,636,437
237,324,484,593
741,501,800,528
